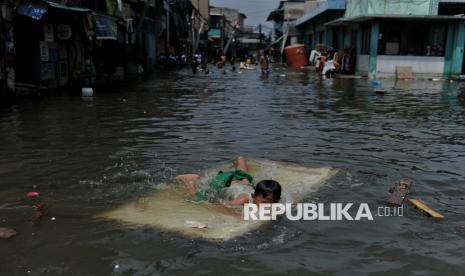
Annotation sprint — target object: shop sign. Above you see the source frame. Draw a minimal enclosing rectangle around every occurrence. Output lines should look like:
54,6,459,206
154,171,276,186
57,24,73,40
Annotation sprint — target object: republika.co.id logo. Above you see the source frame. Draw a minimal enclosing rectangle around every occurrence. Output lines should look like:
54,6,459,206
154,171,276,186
243,203,403,221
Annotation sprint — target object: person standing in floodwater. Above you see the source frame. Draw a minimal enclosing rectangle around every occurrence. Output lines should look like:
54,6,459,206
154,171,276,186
260,51,270,75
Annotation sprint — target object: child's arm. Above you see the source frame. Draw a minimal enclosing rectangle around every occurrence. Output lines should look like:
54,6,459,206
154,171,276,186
224,194,250,206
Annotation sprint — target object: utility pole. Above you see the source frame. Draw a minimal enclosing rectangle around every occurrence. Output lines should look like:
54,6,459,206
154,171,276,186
259,24,262,50
191,10,196,56
1,19,6,98
165,0,170,53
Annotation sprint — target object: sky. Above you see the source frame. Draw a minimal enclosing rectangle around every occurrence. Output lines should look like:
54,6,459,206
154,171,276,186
210,0,282,27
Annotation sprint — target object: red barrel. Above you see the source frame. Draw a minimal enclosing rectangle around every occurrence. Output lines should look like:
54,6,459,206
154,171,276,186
285,44,308,69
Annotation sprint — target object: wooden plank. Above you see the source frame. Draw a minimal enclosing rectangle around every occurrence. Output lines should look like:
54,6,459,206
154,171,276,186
408,198,445,219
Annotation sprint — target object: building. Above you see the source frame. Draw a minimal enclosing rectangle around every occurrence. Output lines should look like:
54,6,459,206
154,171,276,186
0,0,208,100
236,25,268,59
190,0,210,55
208,6,246,59
295,0,346,57
0,0,16,99
297,0,465,78
191,0,209,20
267,0,306,57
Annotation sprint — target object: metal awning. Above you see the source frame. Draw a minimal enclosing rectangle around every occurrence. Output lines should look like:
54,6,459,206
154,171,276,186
42,0,90,12
296,0,346,27
326,14,465,26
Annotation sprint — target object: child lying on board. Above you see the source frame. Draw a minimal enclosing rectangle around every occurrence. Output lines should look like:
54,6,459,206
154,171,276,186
175,156,282,206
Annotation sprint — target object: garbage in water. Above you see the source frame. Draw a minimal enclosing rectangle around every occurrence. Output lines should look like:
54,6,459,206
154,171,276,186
26,192,40,198
280,74,286,77
374,89,387,94
387,179,411,206
371,80,382,87
31,202,46,225
408,198,445,219
185,220,208,229
0,227,17,239
81,87,94,97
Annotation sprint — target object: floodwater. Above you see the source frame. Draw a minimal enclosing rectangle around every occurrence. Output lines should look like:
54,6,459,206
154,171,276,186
1,66,465,275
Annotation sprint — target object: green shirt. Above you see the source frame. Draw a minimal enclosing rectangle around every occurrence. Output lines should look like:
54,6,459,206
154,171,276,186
195,169,254,202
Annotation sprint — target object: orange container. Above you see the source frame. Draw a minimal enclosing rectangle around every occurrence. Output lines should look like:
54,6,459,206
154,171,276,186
285,44,308,68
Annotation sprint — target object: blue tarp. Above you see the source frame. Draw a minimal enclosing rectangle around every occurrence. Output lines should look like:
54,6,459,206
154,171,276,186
17,1,48,20
17,0,89,20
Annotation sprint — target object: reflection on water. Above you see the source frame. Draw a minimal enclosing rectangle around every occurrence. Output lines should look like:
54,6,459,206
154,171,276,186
1,67,465,274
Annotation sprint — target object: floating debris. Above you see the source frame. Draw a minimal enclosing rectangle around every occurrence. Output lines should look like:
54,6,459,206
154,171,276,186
26,192,40,198
0,227,17,239
32,202,46,225
387,179,411,206
371,80,382,87
374,89,387,94
408,198,445,219
81,87,94,97
185,220,207,229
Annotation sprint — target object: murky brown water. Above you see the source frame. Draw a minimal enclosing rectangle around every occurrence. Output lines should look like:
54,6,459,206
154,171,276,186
1,66,465,275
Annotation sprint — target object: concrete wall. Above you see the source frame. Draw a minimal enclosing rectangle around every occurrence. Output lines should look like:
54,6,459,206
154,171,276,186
344,0,437,18
283,2,306,20
358,54,369,72
376,55,444,77
191,0,210,21
210,7,245,31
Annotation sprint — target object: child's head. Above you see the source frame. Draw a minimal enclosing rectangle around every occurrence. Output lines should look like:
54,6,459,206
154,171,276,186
252,180,282,204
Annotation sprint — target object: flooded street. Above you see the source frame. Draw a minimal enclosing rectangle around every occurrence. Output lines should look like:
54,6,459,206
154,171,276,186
1,66,465,275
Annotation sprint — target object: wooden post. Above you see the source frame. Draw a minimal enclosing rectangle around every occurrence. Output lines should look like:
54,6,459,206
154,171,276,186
194,21,205,54
280,13,289,62
166,0,170,52
191,10,196,55
355,24,363,75
1,16,6,98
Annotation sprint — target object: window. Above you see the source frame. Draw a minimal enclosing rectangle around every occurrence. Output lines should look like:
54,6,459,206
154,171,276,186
378,21,447,56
